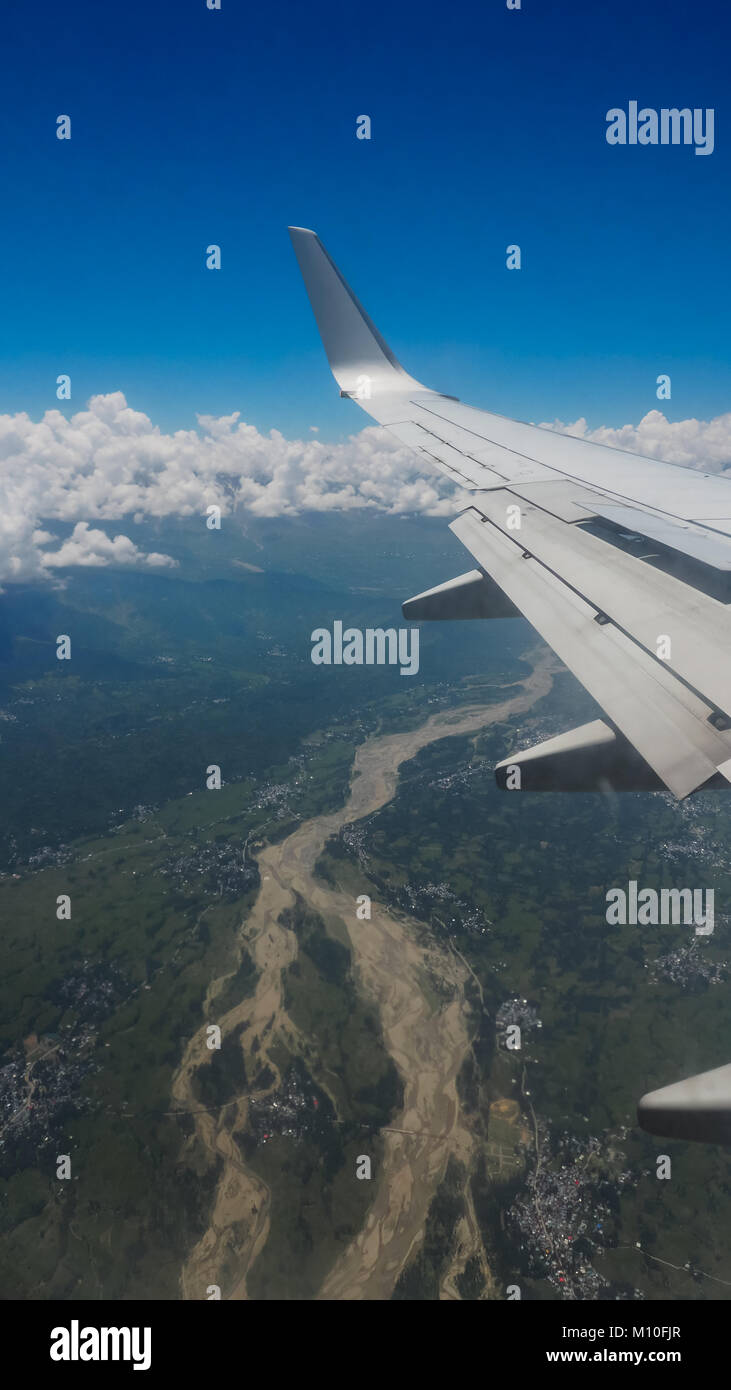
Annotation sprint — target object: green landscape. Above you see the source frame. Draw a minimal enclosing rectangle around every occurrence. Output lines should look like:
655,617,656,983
316,668,731,1299
2,511,730,1300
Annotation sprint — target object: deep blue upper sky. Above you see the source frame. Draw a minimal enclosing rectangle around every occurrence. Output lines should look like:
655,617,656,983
1,0,728,440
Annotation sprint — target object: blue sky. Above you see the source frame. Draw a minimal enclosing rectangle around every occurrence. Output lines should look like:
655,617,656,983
0,0,728,441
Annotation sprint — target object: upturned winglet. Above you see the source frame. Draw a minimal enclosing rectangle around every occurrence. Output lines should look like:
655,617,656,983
288,226,425,399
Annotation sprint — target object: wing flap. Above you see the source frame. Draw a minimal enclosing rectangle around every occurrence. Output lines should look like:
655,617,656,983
586,500,731,572
469,489,731,723
451,506,731,798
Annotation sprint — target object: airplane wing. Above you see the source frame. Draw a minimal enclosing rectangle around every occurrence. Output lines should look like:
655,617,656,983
638,1063,731,1146
289,226,731,798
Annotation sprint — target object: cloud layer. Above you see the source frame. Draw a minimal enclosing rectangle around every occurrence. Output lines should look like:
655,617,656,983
540,408,731,471
1,392,730,586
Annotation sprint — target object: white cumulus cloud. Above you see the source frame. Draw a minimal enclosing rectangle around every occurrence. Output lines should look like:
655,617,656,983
0,391,459,586
1,392,730,588
40,522,178,571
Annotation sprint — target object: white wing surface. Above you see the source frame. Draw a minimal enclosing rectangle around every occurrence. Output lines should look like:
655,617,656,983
290,227,731,797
